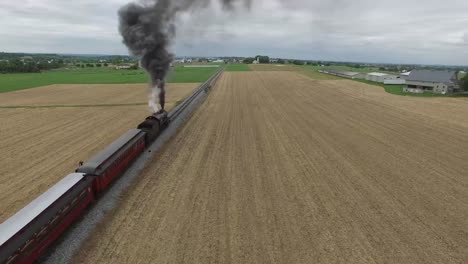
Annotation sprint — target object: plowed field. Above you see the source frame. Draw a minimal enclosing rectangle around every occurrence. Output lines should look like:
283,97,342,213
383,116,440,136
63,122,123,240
76,71,468,263
0,83,199,222
0,83,198,107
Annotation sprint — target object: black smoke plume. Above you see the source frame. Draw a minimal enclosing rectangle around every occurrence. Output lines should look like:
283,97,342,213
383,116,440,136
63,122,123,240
119,0,251,112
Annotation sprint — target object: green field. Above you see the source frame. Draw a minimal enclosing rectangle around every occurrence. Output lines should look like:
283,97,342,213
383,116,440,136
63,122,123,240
0,66,219,93
167,66,219,83
225,64,252,71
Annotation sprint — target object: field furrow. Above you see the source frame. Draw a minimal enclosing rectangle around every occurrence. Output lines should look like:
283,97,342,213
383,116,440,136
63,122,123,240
0,83,199,221
75,71,468,264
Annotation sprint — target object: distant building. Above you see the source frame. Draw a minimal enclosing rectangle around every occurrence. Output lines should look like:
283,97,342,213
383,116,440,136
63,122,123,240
404,70,460,94
400,71,412,79
384,79,406,85
353,73,367,79
115,65,132,70
20,56,33,61
319,68,361,79
365,72,399,83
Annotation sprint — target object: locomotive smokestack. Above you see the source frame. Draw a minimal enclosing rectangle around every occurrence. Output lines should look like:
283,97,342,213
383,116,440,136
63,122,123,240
118,0,251,113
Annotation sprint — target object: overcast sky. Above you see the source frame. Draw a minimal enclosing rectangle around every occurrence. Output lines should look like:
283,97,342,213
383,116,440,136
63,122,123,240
0,0,467,65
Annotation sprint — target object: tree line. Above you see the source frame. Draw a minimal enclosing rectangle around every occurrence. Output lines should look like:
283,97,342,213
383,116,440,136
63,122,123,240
76,63,109,68
462,74,468,91
0,59,64,73
243,55,271,64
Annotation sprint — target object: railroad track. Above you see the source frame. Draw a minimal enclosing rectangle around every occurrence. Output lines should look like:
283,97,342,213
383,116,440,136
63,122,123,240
169,67,224,121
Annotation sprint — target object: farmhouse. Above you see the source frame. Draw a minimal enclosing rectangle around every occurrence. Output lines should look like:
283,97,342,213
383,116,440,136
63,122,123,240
404,70,460,94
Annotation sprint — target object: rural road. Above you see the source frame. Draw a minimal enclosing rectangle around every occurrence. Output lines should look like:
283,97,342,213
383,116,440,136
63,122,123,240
75,72,468,264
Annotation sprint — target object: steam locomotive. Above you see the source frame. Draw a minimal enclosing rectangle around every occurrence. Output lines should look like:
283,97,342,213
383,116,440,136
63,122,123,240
0,112,168,264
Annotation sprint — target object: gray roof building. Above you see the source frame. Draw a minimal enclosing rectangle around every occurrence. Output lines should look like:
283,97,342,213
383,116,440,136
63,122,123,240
319,68,361,79
406,70,458,85
404,70,460,94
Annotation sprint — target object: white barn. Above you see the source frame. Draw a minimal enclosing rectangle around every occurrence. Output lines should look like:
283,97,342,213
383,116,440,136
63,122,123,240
366,72,399,83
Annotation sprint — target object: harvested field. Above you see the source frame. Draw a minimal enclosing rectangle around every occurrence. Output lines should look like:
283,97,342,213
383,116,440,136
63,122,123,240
0,83,199,107
77,71,468,264
249,64,299,71
249,64,341,80
0,83,199,222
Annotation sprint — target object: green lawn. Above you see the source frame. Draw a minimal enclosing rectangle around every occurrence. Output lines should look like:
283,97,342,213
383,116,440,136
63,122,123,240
0,66,219,93
225,64,252,71
167,66,219,83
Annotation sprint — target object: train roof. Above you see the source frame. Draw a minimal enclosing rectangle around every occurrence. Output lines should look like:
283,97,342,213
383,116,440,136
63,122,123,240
0,173,86,246
77,129,144,175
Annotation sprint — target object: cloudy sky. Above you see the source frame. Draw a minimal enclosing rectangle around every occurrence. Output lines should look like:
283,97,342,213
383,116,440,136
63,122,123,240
0,0,467,65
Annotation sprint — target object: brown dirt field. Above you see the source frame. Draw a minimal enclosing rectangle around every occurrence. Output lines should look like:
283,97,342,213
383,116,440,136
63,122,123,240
76,71,468,264
0,83,199,222
0,83,199,107
249,64,341,80
249,64,299,71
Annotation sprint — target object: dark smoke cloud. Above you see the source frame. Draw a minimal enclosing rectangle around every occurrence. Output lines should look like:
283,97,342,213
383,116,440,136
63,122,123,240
119,0,251,112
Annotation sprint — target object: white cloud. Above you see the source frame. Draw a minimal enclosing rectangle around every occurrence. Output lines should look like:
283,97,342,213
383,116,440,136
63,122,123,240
1,0,468,65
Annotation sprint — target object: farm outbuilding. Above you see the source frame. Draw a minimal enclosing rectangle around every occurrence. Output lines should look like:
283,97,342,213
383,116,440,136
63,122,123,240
352,73,367,80
365,72,399,83
404,70,460,94
115,65,132,70
319,68,361,79
400,72,412,79
384,79,406,85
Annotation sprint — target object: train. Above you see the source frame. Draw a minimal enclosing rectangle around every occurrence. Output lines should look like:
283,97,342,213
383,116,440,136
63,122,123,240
0,112,169,264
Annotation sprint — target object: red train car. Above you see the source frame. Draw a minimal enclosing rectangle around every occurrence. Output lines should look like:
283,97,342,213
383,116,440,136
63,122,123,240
77,129,146,192
0,173,94,264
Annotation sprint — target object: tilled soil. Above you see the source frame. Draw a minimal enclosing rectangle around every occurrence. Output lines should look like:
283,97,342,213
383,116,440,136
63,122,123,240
74,71,468,264
0,83,199,221
0,83,199,107
249,64,300,71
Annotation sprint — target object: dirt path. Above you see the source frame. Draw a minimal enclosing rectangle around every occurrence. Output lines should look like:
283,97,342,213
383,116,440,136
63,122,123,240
0,83,199,222
76,72,468,264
